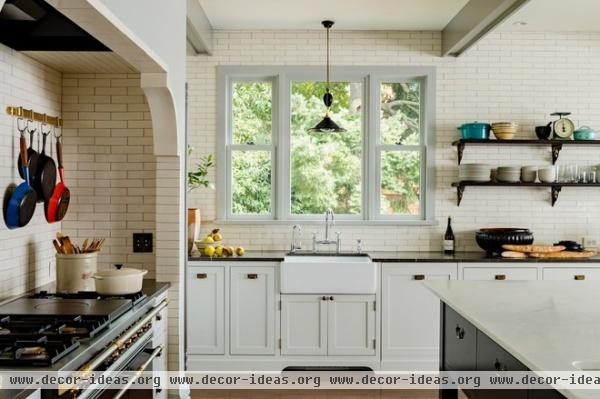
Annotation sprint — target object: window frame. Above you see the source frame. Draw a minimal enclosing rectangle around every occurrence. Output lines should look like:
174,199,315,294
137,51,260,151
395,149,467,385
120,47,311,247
216,66,436,224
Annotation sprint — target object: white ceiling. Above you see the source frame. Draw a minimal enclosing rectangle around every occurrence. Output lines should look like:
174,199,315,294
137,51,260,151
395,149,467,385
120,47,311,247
197,0,470,30
502,0,600,32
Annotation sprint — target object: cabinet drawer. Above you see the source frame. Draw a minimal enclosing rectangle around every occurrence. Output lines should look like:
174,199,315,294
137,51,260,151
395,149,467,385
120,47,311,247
443,305,477,371
542,268,600,281
463,267,537,281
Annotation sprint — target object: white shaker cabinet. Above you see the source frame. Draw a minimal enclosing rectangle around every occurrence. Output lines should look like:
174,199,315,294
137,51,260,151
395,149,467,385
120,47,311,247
230,266,276,355
281,294,376,356
281,295,328,356
381,263,457,370
461,264,537,281
327,295,376,356
542,266,600,281
187,266,225,354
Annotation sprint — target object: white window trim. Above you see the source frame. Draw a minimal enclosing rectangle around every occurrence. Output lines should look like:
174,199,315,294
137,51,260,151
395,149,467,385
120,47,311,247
216,65,436,224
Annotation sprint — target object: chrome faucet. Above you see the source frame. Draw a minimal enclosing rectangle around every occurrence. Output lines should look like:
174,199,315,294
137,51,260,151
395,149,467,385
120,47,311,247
313,208,341,252
324,208,334,241
290,225,302,252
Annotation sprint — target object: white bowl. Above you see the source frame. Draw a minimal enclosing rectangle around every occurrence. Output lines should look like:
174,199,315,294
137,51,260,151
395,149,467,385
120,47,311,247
538,167,556,183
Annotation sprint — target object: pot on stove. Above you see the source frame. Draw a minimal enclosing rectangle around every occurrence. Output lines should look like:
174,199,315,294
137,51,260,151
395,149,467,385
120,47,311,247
93,264,147,295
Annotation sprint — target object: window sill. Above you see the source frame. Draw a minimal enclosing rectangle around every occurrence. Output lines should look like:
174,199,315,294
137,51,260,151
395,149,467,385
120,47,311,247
213,219,439,227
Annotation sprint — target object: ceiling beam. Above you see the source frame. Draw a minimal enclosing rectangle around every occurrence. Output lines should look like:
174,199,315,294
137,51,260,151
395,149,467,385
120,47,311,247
442,0,530,57
187,0,213,55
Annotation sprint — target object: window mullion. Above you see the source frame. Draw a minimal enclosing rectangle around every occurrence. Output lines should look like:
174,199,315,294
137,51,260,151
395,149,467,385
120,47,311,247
278,74,291,221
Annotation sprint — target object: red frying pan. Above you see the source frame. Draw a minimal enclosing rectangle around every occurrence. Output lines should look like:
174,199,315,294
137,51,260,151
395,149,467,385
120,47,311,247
45,134,69,223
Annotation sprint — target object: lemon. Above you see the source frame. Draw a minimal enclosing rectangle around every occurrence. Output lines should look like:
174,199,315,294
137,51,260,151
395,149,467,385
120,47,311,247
215,246,224,257
236,247,245,256
204,245,215,257
212,232,223,242
202,235,215,244
226,246,235,256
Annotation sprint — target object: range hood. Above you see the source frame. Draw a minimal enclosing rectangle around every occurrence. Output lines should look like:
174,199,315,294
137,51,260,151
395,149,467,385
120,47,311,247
0,0,109,51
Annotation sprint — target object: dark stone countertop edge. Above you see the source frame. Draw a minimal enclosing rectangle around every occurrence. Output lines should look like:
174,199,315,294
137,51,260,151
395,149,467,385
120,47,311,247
189,251,600,263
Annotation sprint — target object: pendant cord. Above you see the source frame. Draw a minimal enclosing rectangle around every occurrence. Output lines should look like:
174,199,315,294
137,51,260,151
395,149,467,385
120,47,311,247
326,26,330,91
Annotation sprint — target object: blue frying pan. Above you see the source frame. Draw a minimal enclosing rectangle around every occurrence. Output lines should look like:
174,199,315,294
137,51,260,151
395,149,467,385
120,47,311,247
5,133,37,229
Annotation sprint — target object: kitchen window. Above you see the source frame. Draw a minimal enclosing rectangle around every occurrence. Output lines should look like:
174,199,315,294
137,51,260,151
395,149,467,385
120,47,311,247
216,66,436,223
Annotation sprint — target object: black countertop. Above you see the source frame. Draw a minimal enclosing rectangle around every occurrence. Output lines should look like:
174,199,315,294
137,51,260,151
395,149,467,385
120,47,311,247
189,250,600,263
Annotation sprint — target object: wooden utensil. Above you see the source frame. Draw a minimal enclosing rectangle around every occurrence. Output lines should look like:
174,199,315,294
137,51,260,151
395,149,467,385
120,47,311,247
61,236,75,254
52,239,64,254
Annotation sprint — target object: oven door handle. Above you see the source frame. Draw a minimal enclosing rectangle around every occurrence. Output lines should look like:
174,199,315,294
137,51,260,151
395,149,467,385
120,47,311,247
113,345,163,399
79,299,168,373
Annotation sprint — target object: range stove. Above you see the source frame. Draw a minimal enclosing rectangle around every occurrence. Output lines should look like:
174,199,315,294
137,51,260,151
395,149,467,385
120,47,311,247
0,290,147,367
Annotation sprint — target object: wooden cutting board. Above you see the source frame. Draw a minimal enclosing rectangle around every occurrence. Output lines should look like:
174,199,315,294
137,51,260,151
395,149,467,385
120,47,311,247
529,250,598,259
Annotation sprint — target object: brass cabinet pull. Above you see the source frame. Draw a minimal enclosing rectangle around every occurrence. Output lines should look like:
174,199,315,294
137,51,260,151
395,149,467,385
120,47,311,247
247,273,258,279
494,274,506,280
574,275,586,281
414,275,425,280
196,273,207,279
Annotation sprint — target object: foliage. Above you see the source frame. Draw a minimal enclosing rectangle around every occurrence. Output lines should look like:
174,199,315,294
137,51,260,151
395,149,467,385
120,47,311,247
230,79,421,216
187,146,214,192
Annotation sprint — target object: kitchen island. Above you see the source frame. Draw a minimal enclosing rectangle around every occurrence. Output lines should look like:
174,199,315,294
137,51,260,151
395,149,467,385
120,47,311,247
426,280,600,399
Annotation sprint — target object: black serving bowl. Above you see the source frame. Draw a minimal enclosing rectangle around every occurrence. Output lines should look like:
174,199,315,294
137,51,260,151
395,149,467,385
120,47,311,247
476,228,534,257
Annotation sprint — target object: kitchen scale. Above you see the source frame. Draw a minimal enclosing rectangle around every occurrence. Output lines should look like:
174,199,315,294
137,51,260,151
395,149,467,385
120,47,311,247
551,112,574,140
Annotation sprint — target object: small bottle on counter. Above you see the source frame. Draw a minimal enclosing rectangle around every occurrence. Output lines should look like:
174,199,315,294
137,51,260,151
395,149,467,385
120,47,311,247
444,217,455,254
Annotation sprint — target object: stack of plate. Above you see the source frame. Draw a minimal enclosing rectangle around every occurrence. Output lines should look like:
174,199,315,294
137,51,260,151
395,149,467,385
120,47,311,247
492,122,518,140
459,163,492,182
497,166,521,182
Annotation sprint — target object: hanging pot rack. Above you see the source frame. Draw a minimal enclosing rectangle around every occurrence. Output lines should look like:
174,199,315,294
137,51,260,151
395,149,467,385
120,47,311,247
6,106,62,127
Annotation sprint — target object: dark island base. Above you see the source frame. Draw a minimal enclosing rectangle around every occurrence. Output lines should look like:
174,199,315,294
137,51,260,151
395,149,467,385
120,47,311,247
439,303,566,399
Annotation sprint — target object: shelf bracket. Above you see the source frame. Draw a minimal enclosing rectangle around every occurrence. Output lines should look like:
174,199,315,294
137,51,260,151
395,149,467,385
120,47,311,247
456,142,465,165
551,143,562,165
456,185,465,206
551,186,562,206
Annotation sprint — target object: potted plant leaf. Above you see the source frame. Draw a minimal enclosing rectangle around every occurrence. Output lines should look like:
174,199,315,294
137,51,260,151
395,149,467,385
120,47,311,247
187,146,214,255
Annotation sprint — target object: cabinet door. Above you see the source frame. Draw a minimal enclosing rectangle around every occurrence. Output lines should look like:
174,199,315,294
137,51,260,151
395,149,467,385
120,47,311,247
462,267,537,281
187,267,225,354
476,331,528,399
230,266,276,355
281,295,327,356
327,295,376,356
382,264,456,369
443,305,477,372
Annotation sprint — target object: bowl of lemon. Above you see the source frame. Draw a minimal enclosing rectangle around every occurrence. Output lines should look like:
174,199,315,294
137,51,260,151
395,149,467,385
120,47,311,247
195,229,245,258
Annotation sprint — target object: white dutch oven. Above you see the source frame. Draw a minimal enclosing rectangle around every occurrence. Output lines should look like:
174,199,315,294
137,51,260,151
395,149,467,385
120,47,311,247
93,267,147,295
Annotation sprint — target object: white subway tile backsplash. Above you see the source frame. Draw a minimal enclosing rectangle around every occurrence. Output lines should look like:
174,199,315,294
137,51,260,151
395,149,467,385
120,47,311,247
187,30,600,252
62,73,156,273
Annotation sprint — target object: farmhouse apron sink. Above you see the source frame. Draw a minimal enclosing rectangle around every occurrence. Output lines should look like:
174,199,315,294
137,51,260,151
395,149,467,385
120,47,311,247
280,255,376,294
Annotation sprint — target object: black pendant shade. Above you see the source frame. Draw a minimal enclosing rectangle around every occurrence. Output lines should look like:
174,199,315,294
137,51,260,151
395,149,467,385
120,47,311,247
309,20,346,133
308,114,345,133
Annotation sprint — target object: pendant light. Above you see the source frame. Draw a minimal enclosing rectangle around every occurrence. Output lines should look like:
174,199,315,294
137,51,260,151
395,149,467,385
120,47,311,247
308,20,346,133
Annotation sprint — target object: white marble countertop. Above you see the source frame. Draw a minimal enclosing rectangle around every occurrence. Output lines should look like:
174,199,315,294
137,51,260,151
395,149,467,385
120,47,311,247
425,280,600,399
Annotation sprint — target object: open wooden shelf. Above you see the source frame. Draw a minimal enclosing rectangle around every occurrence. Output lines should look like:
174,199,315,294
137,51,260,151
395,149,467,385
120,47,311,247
451,181,600,207
451,139,600,165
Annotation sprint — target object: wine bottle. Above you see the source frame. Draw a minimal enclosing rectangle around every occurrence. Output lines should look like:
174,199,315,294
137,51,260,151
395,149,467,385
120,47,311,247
444,217,455,254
